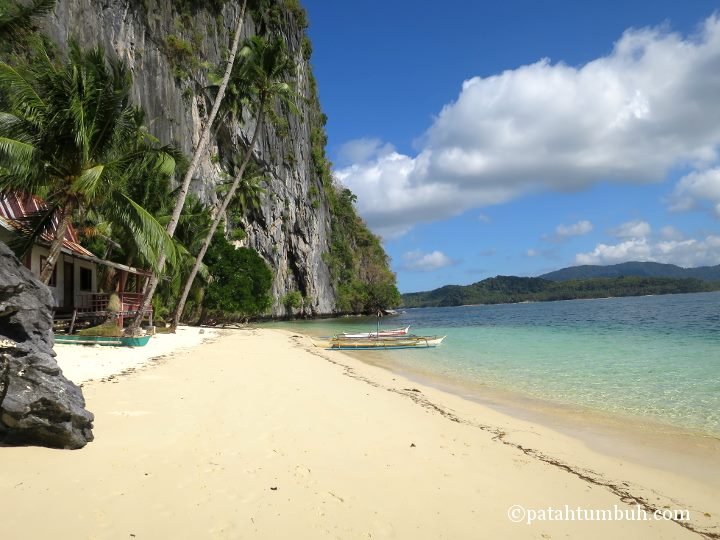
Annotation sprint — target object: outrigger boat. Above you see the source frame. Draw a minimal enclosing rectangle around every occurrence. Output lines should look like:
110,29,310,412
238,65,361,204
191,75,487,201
54,334,152,347
335,325,411,339
313,335,445,350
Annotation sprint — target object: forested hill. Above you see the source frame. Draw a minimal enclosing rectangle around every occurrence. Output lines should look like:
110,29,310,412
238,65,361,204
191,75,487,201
540,261,720,281
401,275,720,308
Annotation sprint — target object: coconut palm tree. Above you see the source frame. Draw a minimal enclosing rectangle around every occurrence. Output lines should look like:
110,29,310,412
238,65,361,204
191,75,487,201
126,0,251,334
217,160,267,223
170,35,297,330
0,42,177,284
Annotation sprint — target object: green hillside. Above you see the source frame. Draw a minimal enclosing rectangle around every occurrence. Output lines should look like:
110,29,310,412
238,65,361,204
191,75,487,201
401,275,720,308
540,261,720,281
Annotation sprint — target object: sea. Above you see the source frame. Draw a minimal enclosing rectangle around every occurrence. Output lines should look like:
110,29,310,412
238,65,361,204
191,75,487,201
266,291,720,437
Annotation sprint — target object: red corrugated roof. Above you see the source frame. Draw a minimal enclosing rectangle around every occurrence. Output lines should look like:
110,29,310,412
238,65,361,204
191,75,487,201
0,192,95,257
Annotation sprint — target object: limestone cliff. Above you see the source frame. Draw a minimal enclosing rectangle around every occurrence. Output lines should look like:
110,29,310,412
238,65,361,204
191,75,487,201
42,0,337,315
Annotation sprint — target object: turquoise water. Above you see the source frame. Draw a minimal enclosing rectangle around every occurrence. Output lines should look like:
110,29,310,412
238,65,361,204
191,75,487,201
267,292,720,435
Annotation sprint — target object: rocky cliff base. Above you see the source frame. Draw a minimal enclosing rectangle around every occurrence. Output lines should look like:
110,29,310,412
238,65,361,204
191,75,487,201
0,242,94,449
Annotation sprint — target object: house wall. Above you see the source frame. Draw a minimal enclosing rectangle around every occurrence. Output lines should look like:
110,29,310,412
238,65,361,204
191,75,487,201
26,246,97,308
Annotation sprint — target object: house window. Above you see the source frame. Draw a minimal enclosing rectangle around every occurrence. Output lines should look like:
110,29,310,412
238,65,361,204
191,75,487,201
80,267,92,292
39,256,57,286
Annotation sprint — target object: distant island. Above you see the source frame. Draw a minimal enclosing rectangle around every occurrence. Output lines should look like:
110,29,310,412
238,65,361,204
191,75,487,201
401,262,720,308
539,261,720,281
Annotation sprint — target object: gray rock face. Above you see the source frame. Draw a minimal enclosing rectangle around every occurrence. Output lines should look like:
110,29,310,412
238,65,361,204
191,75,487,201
43,0,336,316
0,242,94,449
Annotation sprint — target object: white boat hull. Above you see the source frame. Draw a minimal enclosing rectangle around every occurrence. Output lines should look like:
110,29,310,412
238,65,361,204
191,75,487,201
313,335,446,350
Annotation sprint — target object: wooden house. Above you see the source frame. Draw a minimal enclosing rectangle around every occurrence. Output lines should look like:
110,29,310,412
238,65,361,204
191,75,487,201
0,192,152,326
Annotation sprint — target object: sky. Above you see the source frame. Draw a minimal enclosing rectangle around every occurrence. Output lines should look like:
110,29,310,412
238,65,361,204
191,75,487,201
301,0,720,293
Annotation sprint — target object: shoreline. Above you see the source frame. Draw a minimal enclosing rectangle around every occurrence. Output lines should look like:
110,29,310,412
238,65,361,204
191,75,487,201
2,327,717,538
350,348,720,485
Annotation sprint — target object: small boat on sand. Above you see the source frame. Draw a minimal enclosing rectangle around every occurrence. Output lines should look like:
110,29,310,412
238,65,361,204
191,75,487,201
54,334,152,347
336,326,411,339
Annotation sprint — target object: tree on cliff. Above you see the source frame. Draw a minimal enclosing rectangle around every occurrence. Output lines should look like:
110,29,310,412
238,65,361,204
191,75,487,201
0,42,177,283
170,35,297,330
126,0,251,334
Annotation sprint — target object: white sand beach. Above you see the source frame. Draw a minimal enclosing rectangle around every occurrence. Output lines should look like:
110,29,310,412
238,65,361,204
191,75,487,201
53,326,217,384
1,328,718,539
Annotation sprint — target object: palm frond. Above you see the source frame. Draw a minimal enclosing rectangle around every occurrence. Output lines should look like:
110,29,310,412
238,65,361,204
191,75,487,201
0,0,55,45
72,163,105,197
104,192,179,273
0,136,40,184
0,62,45,119
5,205,57,257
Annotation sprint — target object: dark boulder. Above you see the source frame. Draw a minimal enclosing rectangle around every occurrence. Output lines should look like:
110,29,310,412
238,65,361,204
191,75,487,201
0,241,93,449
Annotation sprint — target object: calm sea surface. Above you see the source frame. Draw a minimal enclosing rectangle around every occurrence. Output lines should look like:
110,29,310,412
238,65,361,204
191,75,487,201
265,292,720,435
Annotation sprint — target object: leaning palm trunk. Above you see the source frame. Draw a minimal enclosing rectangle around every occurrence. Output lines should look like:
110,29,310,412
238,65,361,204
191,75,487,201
39,199,74,284
170,110,265,330
126,0,248,334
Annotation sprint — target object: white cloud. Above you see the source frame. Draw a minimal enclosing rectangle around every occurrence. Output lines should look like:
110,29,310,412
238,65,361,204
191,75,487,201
336,138,396,166
575,235,720,267
337,16,720,236
527,249,539,257
670,168,720,217
609,219,652,239
477,213,492,223
402,250,455,271
660,225,685,240
555,220,594,238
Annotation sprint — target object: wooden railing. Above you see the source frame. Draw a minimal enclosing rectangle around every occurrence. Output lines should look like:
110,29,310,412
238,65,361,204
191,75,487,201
75,292,151,315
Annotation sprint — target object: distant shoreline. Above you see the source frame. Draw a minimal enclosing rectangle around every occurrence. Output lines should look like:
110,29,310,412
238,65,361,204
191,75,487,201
401,277,720,309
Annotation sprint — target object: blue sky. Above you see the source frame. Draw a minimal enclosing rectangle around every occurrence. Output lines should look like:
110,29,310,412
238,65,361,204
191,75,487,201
302,0,720,292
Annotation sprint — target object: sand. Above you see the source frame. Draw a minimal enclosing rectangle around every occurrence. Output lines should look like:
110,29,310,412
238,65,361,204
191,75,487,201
53,325,217,384
1,328,718,539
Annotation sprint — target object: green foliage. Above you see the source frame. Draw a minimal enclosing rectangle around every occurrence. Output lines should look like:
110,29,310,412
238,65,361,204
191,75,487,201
229,227,246,241
281,290,302,311
202,235,273,320
320,184,401,313
0,0,55,56
267,107,289,138
301,35,312,61
283,0,308,29
173,0,228,16
217,159,267,228
541,261,720,281
247,0,304,38
0,41,178,274
401,276,720,308
164,34,196,80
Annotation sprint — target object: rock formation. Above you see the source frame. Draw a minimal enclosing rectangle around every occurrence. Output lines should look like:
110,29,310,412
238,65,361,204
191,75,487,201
0,241,94,449
43,0,335,316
